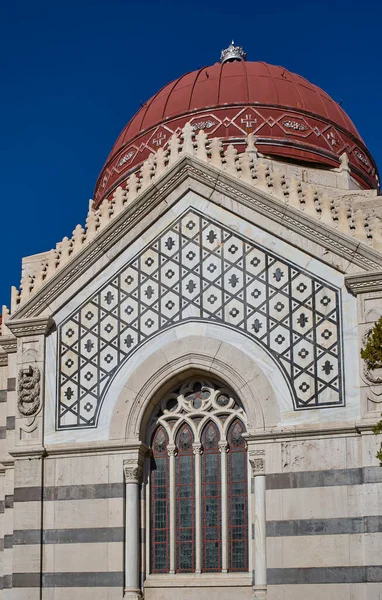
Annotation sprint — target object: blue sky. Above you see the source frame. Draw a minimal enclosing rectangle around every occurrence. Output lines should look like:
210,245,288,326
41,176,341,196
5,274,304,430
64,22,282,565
1,0,381,308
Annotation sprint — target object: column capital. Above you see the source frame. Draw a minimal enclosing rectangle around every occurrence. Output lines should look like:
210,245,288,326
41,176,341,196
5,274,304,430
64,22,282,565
218,440,229,453
123,460,143,484
249,449,265,476
192,442,203,455
167,444,177,457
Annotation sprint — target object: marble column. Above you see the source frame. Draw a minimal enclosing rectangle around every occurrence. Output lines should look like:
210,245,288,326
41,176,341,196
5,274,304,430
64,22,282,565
193,442,203,573
123,460,143,600
249,450,267,600
167,444,177,574
218,440,229,573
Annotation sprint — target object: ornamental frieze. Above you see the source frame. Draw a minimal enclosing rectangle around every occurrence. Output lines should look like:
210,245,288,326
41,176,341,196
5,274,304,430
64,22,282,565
95,105,377,206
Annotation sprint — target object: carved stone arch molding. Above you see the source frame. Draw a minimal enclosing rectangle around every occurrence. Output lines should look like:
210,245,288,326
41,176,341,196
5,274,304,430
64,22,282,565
107,325,282,441
57,208,344,430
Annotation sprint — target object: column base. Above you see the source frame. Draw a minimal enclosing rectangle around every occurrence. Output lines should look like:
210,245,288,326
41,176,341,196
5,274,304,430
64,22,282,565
123,588,142,600
253,586,267,599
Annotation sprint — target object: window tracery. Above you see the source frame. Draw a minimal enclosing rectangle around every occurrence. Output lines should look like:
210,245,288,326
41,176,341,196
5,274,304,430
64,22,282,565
149,378,248,574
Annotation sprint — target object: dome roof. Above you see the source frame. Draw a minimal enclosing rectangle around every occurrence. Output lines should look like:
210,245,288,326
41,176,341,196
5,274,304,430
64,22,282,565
94,59,378,205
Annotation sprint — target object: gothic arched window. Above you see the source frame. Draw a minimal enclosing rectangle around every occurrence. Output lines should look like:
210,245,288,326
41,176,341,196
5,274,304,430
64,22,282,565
148,378,248,575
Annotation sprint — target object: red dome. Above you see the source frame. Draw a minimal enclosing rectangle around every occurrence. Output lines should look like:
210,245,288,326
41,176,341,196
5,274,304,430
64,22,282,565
94,61,378,205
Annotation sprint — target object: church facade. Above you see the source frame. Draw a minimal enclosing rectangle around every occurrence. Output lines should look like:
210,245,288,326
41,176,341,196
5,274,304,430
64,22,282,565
0,43,381,599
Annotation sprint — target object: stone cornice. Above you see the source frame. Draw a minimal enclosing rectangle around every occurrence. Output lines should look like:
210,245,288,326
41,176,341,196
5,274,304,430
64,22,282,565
345,271,382,295
8,156,382,321
6,316,54,337
0,458,15,469
0,335,17,354
44,439,150,458
246,420,377,442
8,447,46,459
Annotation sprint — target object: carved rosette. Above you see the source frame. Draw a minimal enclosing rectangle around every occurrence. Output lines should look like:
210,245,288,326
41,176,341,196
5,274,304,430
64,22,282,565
18,365,41,417
124,463,143,484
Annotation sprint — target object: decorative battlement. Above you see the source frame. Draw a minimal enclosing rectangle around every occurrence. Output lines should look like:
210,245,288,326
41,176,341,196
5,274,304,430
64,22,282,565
2,122,382,324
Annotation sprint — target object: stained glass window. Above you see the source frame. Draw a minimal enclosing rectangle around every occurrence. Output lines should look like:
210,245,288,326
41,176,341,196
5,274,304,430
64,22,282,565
176,424,195,572
227,419,248,571
149,379,248,576
201,421,221,572
150,426,169,573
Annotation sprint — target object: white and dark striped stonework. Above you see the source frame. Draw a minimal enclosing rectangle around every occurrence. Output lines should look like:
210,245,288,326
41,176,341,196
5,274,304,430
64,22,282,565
0,143,382,600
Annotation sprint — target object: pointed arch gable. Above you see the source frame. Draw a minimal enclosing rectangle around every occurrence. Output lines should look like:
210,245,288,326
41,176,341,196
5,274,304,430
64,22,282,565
57,208,344,430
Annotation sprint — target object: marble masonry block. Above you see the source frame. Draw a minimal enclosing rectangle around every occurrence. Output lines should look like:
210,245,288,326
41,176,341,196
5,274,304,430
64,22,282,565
14,457,42,488
281,438,347,473
106,454,125,484
347,483,382,517
12,543,41,572
47,589,124,600
51,497,123,529
265,489,283,521
53,454,111,486
42,499,55,530
281,485,350,520
267,537,284,569
266,587,285,600
43,542,122,572
107,538,124,571
345,436,364,469
349,532,382,566
263,443,282,474
13,499,42,530
43,459,57,488
365,583,382,600
360,434,382,467
270,583,369,600
279,534,352,568
11,588,41,600
106,497,124,527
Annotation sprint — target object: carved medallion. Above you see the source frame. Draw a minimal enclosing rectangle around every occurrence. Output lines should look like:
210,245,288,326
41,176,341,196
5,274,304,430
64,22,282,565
18,365,41,417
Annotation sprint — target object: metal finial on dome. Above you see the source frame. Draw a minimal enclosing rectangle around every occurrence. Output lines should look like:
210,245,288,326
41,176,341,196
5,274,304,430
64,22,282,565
220,40,247,64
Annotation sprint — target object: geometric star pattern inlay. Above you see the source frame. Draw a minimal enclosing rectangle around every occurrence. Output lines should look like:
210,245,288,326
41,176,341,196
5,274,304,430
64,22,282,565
58,209,343,429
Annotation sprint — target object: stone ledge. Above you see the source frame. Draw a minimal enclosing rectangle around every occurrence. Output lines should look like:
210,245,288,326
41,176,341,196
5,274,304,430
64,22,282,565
6,316,54,338
345,270,382,294
145,573,251,588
